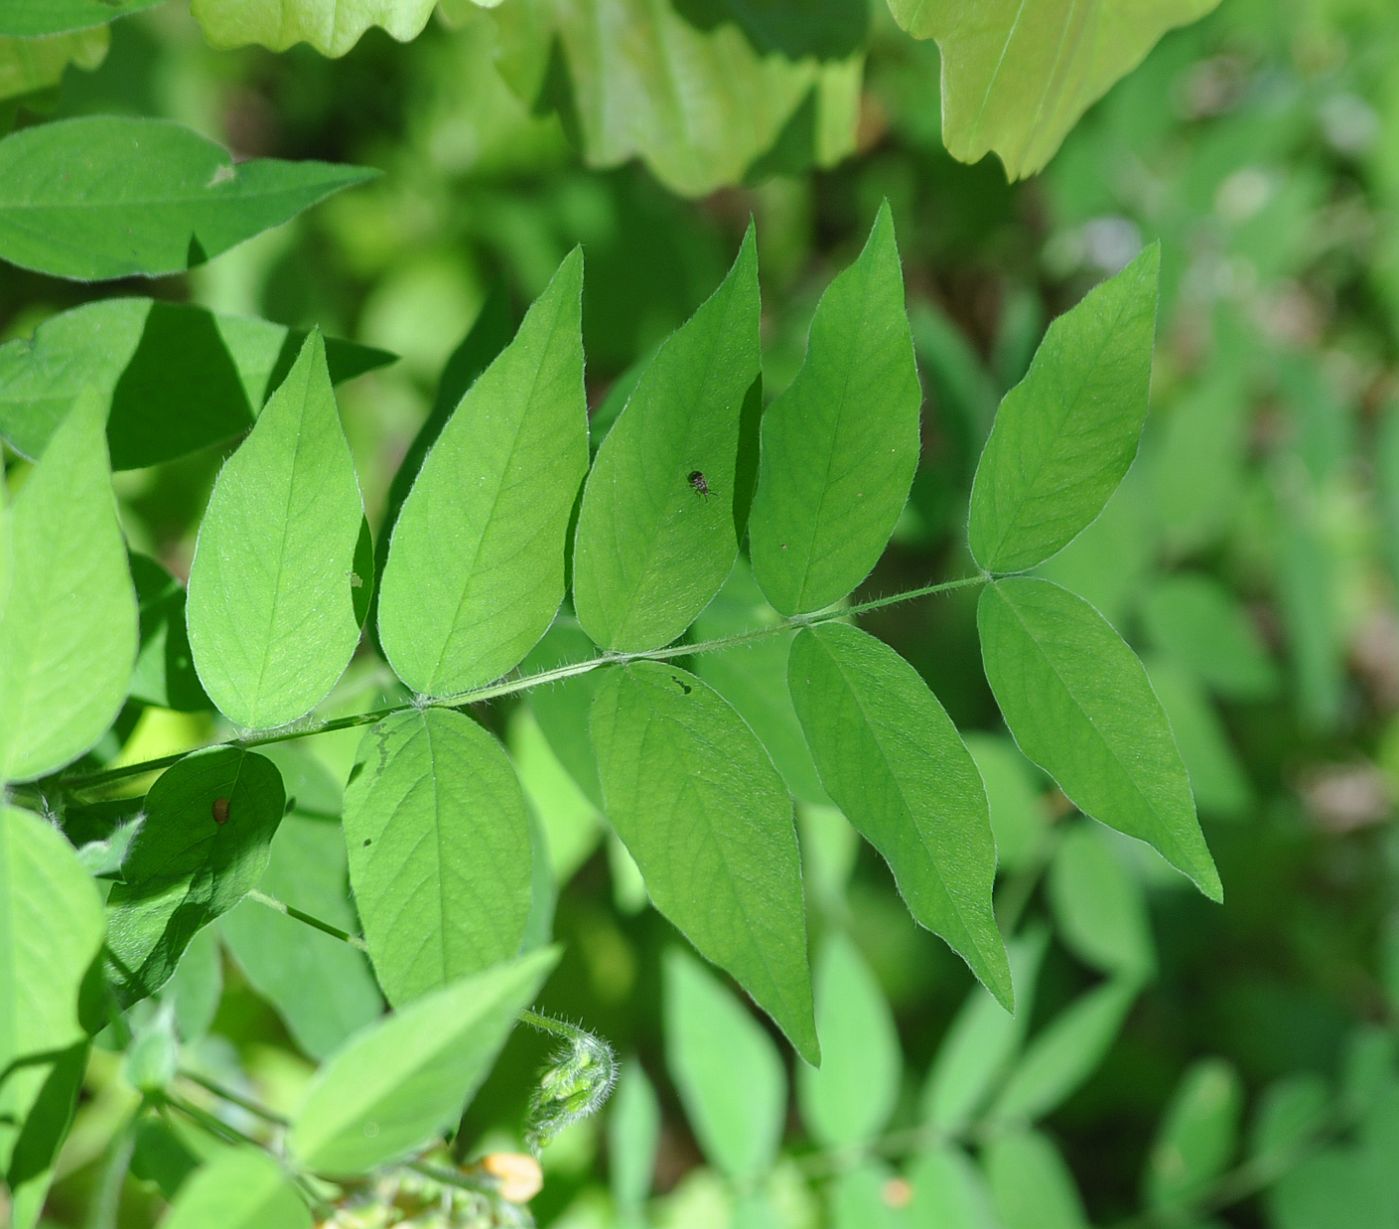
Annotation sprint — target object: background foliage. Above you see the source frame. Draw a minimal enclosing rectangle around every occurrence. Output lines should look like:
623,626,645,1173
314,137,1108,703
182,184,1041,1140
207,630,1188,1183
2,1,1399,1228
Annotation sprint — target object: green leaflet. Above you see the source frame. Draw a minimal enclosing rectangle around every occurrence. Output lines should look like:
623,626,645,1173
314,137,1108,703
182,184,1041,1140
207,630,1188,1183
797,935,901,1149
0,808,104,1074
163,1148,310,1229
978,578,1222,901
5,1042,87,1229
1145,1059,1242,1211
983,1130,1090,1229
965,734,1050,873
0,390,137,782
191,0,437,56
590,662,818,1063
167,926,222,1042
748,202,921,615
663,949,787,1183
105,748,285,1006
129,555,207,713
187,332,365,731
223,754,381,1060
0,116,374,280
988,977,1139,1123
378,249,587,697
1139,573,1279,700
0,298,392,468
969,246,1160,574
342,709,533,1007
889,0,1219,180
829,1163,905,1229
289,949,558,1176
788,622,1012,1008
906,1145,999,1229
609,1062,661,1213
573,228,760,652
491,0,863,197
1145,657,1253,818
0,1,164,36
1047,824,1155,978
0,27,108,103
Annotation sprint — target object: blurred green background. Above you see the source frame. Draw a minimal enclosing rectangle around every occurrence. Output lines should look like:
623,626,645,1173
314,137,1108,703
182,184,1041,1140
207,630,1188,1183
3,1,1399,1226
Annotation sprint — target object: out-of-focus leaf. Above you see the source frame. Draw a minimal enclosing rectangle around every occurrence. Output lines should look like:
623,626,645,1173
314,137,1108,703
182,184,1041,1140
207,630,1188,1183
906,1145,998,1229
128,555,207,713
0,391,136,782
1266,1148,1393,1229
609,1061,661,1213
191,0,435,55
0,808,103,1074
889,0,1219,180
105,748,284,1005
829,1162,906,1229
591,662,817,1063
969,246,1159,573
1139,574,1278,700
748,202,921,615
378,249,586,697
982,1130,1090,1229
1145,658,1253,819
0,27,107,103
4,1043,88,1229
1249,1074,1331,1168
342,709,532,1007
0,0,163,35
290,949,557,1175
0,116,374,280
167,925,222,1043
964,734,1049,873
979,578,1221,901
492,0,863,196
663,949,786,1183
186,332,364,731
988,977,1138,1123
1144,1059,1243,1210
798,934,901,1149
162,1147,310,1229
1047,823,1155,978
0,298,392,468
789,622,1011,1006
573,229,760,652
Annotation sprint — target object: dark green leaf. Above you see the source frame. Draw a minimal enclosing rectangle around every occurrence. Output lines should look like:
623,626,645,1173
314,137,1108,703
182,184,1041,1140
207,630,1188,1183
0,1,164,36
0,116,374,280
129,555,207,713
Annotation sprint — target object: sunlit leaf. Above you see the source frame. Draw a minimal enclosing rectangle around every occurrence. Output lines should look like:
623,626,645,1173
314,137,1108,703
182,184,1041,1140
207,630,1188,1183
163,1148,310,1229
191,0,436,56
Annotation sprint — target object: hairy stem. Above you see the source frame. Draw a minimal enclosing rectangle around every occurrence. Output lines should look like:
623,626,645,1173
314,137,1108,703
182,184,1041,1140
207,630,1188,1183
59,574,986,791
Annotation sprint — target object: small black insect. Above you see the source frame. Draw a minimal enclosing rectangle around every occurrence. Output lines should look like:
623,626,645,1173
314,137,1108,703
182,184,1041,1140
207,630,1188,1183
687,470,713,499
671,676,692,695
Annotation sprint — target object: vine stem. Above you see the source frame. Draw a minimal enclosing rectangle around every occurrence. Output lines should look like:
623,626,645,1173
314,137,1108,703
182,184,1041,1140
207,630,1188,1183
57,573,986,792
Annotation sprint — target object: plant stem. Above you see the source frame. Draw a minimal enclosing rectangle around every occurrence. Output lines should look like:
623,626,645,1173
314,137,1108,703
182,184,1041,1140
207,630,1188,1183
59,574,987,792
248,888,370,952
180,1068,289,1126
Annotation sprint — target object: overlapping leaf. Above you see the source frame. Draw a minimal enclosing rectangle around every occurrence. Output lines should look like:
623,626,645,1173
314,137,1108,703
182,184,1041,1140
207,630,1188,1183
191,0,437,56
0,1,164,36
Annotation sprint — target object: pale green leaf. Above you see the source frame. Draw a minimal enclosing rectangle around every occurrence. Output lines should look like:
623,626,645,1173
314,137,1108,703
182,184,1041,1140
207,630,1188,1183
988,977,1138,1123
573,229,760,652
609,1061,661,1212
1249,1075,1330,1168
0,808,104,1073
591,662,817,1063
491,0,863,196
129,555,207,713
983,1130,1090,1229
0,390,137,782
187,332,365,730
4,1043,87,1229
378,249,587,696
921,929,1048,1131
105,748,285,1005
0,116,374,280
290,949,557,1176
342,708,533,1007
167,925,222,1042
906,1145,999,1229
0,1,163,36
1145,658,1253,819
1145,1059,1242,1210
663,949,786,1183
192,0,436,56
523,621,606,808
1047,823,1155,978
223,754,381,1060
829,1162,905,1229
1140,573,1278,700
748,202,921,615
797,934,901,1149
0,298,391,468
968,246,1160,574
788,622,1011,1007
964,734,1049,873
1380,401,1399,593
890,0,1220,180
0,27,107,103
978,578,1221,900
1266,1148,1391,1229
163,1148,310,1229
